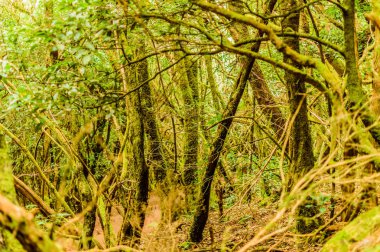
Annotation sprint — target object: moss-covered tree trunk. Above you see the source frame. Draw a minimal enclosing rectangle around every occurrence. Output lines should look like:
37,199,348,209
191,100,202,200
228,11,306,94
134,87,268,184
229,1,285,140
340,0,367,222
370,1,380,115
79,114,107,249
365,1,380,208
178,55,199,196
140,46,167,183
282,0,321,233
189,55,254,244
0,134,25,251
322,205,380,251
79,174,96,249
344,0,380,146
121,46,149,241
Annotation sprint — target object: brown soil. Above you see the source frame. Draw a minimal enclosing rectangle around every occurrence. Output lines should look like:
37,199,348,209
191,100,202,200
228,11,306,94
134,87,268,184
92,194,162,249
58,191,336,251
93,205,123,248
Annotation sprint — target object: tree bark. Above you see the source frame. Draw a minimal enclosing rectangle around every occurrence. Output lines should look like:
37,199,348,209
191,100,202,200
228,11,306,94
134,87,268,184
249,63,286,139
282,0,321,233
140,46,167,182
178,55,200,190
124,60,149,240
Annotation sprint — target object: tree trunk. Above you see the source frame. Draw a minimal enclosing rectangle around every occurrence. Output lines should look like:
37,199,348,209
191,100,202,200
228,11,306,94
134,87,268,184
189,0,277,242
79,174,96,249
229,1,285,140
189,56,254,243
340,0,365,222
80,120,106,249
249,63,286,139
140,46,167,182
178,55,199,195
370,1,380,115
322,205,380,251
282,0,321,233
205,55,225,111
124,50,149,240
117,42,149,241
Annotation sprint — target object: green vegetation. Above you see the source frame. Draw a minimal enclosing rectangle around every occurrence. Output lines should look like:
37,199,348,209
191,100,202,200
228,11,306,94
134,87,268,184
0,0,380,251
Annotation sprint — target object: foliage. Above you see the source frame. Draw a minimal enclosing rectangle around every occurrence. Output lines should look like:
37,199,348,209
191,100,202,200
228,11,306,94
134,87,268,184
0,0,379,251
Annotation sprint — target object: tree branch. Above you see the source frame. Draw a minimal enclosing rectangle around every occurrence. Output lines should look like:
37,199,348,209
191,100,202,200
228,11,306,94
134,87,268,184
0,194,62,252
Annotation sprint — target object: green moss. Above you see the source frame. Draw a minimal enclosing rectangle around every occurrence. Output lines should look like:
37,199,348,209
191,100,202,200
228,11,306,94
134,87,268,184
0,135,25,252
322,207,380,251
0,135,17,199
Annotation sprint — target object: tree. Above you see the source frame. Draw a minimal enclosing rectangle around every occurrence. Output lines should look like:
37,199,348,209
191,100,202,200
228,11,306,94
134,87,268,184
2,0,380,251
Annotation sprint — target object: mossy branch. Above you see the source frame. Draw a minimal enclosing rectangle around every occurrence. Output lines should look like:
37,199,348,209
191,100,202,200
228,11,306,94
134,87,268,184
191,0,341,91
0,194,62,252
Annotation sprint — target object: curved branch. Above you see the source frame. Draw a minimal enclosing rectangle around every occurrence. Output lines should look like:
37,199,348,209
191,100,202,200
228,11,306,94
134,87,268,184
262,0,321,20
234,32,345,56
280,32,345,56
219,43,329,94
13,176,55,217
191,0,341,92
141,11,328,94
244,0,345,20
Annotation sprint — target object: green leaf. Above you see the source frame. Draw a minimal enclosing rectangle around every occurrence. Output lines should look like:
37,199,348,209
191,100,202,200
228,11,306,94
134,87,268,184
82,54,92,65
84,41,95,51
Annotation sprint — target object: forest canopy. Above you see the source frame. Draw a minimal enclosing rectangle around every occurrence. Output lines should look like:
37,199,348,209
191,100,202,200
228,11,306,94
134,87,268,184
0,0,380,251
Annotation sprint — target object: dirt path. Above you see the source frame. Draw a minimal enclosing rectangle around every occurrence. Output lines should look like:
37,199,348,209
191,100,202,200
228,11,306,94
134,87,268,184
142,194,161,236
92,194,161,248
93,206,123,248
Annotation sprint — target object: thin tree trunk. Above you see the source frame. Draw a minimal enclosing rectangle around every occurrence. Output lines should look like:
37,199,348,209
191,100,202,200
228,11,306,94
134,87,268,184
79,174,96,249
340,0,364,222
189,56,254,243
178,55,199,193
205,56,225,111
342,1,380,146
370,2,380,115
189,0,277,242
229,1,286,140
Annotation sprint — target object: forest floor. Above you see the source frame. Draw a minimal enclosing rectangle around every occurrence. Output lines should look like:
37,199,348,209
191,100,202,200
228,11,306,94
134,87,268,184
61,192,328,252
136,196,322,252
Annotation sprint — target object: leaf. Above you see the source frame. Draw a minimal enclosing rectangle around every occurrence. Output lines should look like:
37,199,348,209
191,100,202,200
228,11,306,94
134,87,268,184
179,242,193,250
84,41,95,51
74,31,81,41
82,54,92,65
